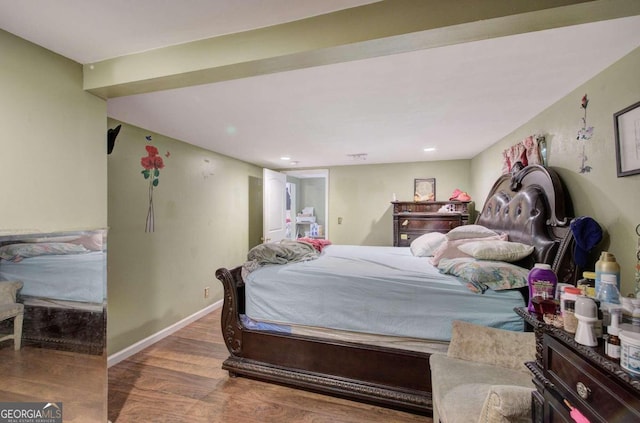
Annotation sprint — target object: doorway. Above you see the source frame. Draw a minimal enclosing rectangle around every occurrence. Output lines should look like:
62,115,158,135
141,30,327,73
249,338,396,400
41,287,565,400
284,169,329,240
254,168,328,247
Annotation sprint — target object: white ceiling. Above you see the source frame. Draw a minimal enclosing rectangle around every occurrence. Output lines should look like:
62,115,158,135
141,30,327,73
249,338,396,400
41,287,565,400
2,1,640,169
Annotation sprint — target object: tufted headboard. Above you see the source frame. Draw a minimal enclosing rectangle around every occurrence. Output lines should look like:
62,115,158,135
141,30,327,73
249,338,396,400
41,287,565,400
475,165,577,284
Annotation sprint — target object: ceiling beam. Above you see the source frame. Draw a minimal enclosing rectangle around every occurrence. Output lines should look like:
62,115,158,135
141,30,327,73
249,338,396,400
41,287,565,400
84,0,639,99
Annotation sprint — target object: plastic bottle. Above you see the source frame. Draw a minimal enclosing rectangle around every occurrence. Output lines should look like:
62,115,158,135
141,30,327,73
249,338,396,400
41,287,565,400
606,306,622,361
595,252,620,293
527,263,558,313
560,286,581,317
563,299,578,333
596,274,621,305
578,271,596,297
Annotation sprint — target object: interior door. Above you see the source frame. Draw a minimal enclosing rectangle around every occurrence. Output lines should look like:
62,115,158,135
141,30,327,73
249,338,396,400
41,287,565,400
263,168,287,243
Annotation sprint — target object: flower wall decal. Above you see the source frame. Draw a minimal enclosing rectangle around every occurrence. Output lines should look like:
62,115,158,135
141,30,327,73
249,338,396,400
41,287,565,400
577,94,594,173
140,136,169,232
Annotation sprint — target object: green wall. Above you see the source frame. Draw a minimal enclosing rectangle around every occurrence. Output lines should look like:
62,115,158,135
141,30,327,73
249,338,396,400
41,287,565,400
107,120,261,354
0,29,107,233
326,160,471,245
471,46,640,296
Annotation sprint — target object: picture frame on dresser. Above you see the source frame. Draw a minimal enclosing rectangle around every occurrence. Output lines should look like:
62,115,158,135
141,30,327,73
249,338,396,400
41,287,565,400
614,100,640,177
414,178,436,201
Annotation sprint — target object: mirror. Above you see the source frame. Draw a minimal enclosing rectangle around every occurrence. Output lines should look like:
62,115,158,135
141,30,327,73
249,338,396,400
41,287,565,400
0,229,107,422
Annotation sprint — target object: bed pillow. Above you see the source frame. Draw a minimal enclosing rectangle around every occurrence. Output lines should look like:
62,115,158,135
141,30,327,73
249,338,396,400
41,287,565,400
410,232,446,257
70,233,103,251
0,242,88,263
22,235,80,243
430,233,507,266
437,257,529,293
445,224,500,241
457,240,534,262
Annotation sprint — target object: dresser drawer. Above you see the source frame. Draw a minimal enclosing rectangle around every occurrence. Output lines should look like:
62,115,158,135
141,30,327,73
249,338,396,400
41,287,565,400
396,232,426,247
544,334,640,422
397,216,462,232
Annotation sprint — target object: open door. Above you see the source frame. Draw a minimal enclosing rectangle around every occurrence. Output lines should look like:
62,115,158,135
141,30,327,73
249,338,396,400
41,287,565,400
263,168,287,243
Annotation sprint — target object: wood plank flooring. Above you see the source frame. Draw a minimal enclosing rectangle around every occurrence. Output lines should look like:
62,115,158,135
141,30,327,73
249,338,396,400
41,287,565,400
0,343,106,422
108,307,432,423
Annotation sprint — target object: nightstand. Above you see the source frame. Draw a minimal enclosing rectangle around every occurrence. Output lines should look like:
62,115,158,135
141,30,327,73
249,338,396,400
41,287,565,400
515,307,640,422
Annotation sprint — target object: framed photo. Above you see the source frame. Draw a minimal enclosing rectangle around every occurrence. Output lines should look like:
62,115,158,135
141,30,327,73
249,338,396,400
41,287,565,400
614,100,640,177
414,178,435,201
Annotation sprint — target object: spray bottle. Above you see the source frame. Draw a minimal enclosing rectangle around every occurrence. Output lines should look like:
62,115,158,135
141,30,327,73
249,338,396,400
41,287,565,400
605,305,622,362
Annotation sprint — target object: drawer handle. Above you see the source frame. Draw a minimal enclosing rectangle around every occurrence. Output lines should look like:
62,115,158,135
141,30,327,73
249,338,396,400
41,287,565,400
576,381,591,400
401,219,409,226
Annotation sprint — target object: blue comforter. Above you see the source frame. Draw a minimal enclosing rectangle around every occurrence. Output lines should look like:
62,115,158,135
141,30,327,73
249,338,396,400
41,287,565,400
245,245,524,342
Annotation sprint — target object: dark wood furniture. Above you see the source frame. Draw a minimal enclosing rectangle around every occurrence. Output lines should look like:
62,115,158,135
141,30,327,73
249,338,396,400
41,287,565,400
0,300,106,355
21,301,106,355
216,165,578,415
391,201,470,247
517,307,640,422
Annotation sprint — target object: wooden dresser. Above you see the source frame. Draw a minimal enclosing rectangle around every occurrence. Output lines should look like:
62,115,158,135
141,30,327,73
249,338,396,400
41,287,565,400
516,307,640,422
391,201,470,247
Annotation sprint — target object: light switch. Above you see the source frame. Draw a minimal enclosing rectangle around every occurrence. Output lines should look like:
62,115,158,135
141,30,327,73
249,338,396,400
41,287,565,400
338,217,343,224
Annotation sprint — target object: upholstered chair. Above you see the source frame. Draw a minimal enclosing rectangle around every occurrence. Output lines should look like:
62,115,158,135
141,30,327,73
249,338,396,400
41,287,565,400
430,320,536,423
0,280,24,350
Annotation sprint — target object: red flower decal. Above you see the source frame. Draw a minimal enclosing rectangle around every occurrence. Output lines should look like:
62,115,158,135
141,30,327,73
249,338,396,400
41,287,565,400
581,94,589,109
140,135,169,232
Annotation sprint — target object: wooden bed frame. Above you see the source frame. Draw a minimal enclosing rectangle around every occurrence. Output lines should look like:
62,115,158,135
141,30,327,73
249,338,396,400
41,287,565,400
215,165,578,415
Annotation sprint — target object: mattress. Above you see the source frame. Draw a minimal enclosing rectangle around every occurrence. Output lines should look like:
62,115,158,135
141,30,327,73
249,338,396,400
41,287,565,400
245,245,525,342
0,251,106,304
241,314,450,354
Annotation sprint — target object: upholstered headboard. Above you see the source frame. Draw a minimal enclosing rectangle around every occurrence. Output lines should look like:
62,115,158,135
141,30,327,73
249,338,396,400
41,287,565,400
475,165,577,284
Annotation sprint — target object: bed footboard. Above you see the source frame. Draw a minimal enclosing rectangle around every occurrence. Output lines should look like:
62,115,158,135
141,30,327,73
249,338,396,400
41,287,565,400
215,266,433,415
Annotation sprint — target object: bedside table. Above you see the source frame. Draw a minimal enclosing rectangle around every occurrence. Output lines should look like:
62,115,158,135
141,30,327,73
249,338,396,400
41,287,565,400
515,307,640,422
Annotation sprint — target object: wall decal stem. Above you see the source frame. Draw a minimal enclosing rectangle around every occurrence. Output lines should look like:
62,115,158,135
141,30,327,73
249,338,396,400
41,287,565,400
577,94,594,173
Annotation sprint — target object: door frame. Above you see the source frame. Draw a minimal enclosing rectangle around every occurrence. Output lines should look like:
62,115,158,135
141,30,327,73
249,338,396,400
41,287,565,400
283,169,329,240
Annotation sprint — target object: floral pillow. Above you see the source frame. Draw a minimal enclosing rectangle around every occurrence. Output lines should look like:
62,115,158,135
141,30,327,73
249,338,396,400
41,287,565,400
0,243,88,263
437,257,529,293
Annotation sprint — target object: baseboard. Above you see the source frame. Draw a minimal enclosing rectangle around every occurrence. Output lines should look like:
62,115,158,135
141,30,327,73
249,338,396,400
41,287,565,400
107,300,222,368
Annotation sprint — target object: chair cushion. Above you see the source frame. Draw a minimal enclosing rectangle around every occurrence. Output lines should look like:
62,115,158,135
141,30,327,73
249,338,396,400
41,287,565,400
0,280,23,305
430,354,534,423
447,320,535,373
440,383,492,423
479,385,533,423
0,302,24,320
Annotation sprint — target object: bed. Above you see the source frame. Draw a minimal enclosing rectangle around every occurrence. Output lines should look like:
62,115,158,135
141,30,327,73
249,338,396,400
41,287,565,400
0,230,106,354
215,165,578,414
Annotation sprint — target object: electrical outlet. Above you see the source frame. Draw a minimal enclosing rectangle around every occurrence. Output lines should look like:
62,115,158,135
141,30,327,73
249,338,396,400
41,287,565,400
204,287,210,298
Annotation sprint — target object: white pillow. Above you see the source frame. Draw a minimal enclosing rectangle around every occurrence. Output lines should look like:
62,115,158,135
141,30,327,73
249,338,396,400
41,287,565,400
410,232,446,257
457,240,534,262
430,234,507,266
445,224,499,241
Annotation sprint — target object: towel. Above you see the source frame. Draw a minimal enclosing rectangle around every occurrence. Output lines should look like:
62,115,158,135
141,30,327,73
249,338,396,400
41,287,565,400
570,217,602,269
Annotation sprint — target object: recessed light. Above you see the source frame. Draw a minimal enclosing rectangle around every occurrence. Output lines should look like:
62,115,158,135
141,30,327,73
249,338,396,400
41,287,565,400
423,147,436,152
280,156,291,161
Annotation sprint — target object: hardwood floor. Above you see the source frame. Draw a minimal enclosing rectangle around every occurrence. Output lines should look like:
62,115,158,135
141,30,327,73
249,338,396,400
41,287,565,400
0,343,106,422
108,307,432,423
